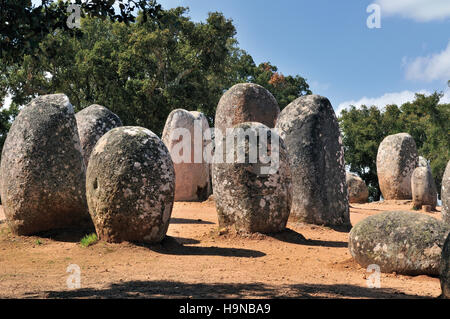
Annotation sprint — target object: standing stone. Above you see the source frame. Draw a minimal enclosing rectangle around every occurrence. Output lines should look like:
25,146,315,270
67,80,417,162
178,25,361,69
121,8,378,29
411,166,437,210
275,95,350,228
162,109,211,201
442,161,450,224
212,122,292,234
75,104,122,167
215,83,280,134
349,211,450,276
441,232,450,298
377,133,418,200
0,94,90,235
346,172,369,204
86,127,175,243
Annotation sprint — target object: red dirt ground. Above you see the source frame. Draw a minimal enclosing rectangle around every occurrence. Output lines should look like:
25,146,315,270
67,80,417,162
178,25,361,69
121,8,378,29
0,200,444,299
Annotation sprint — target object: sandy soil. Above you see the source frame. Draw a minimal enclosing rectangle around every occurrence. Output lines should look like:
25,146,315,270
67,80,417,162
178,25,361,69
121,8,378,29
0,200,443,299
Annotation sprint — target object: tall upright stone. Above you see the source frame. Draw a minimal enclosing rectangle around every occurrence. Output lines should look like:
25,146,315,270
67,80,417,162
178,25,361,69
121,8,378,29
212,122,292,234
275,95,350,228
162,109,211,201
0,94,90,235
75,104,122,167
86,127,175,243
442,161,450,224
441,232,450,299
411,166,437,210
215,83,280,135
377,133,418,200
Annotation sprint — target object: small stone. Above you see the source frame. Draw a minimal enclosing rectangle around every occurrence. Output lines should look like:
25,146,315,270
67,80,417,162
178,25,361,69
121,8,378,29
346,172,369,204
411,166,437,210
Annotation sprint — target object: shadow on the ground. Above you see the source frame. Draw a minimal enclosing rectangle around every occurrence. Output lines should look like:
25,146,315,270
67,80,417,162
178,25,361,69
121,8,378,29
137,236,266,258
170,218,215,225
36,226,96,243
34,280,427,299
269,229,348,248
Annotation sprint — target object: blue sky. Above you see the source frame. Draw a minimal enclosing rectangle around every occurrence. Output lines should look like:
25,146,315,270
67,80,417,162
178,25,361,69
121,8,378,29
158,0,450,113
17,0,450,114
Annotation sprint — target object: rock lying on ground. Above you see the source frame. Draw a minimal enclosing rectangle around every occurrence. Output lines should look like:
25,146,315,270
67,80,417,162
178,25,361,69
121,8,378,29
441,232,450,299
212,122,292,234
442,161,450,224
411,166,437,210
76,104,122,167
349,211,450,276
275,94,350,229
377,133,418,200
162,109,211,202
86,126,175,243
0,94,90,235
346,172,369,204
215,83,280,135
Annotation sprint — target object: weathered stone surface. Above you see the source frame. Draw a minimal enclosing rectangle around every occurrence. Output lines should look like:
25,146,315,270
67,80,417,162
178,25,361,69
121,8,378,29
411,166,437,210
0,94,90,235
275,95,350,228
346,172,369,204
86,126,175,243
441,232,450,298
212,122,292,234
349,211,450,276
162,109,211,202
215,83,280,134
75,104,122,167
442,161,450,224
377,133,418,200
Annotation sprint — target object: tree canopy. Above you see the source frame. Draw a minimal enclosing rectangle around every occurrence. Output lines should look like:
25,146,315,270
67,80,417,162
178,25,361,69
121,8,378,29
339,92,450,201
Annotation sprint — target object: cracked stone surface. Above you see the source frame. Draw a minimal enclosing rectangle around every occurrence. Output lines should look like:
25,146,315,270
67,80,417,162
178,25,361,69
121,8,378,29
442,161,450,224
411,166,437,210
212,122,292,234
275,95,350,228
86,126,175,243
0,94,90,235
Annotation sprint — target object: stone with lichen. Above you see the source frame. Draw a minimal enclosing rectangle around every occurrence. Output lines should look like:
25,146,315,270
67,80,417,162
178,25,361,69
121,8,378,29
442,161,450,224
75,104,122,167
346,172,369,204
411,166,437,210
212,122,291,234
275,94,350,228
377,133,418,200
0,94,90,235
215,83,280,135
86,126,175,243
349,211,450,276
440,232,450,298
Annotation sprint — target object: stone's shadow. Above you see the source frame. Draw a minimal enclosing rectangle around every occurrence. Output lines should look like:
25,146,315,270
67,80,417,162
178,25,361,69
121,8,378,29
270,229,348,248
170,237,201,245
170,218,215,225
138,236,266,258
35,280,427,299
36,226,96,243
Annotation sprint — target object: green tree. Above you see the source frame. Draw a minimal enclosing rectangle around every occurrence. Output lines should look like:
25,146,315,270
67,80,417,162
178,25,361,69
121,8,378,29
339,92,450,201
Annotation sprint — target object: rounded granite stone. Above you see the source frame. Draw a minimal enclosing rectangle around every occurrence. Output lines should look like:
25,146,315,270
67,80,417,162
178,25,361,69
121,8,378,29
440,232,450,298
377,133,418,200
212,122,292,234
349,211,450,276
275,94,350,228
0,94,90,235
86,126,175,243
215,83,280,135
346,172,369,204
162,109,211,202
75,104,122,167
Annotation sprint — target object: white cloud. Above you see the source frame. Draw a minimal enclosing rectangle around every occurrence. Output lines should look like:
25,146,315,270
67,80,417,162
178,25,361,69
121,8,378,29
336,88,450,115
375,0,450,22
403,41,450,82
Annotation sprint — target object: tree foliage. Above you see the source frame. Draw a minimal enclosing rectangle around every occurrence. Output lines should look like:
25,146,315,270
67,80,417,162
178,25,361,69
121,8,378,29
339,92,450,201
